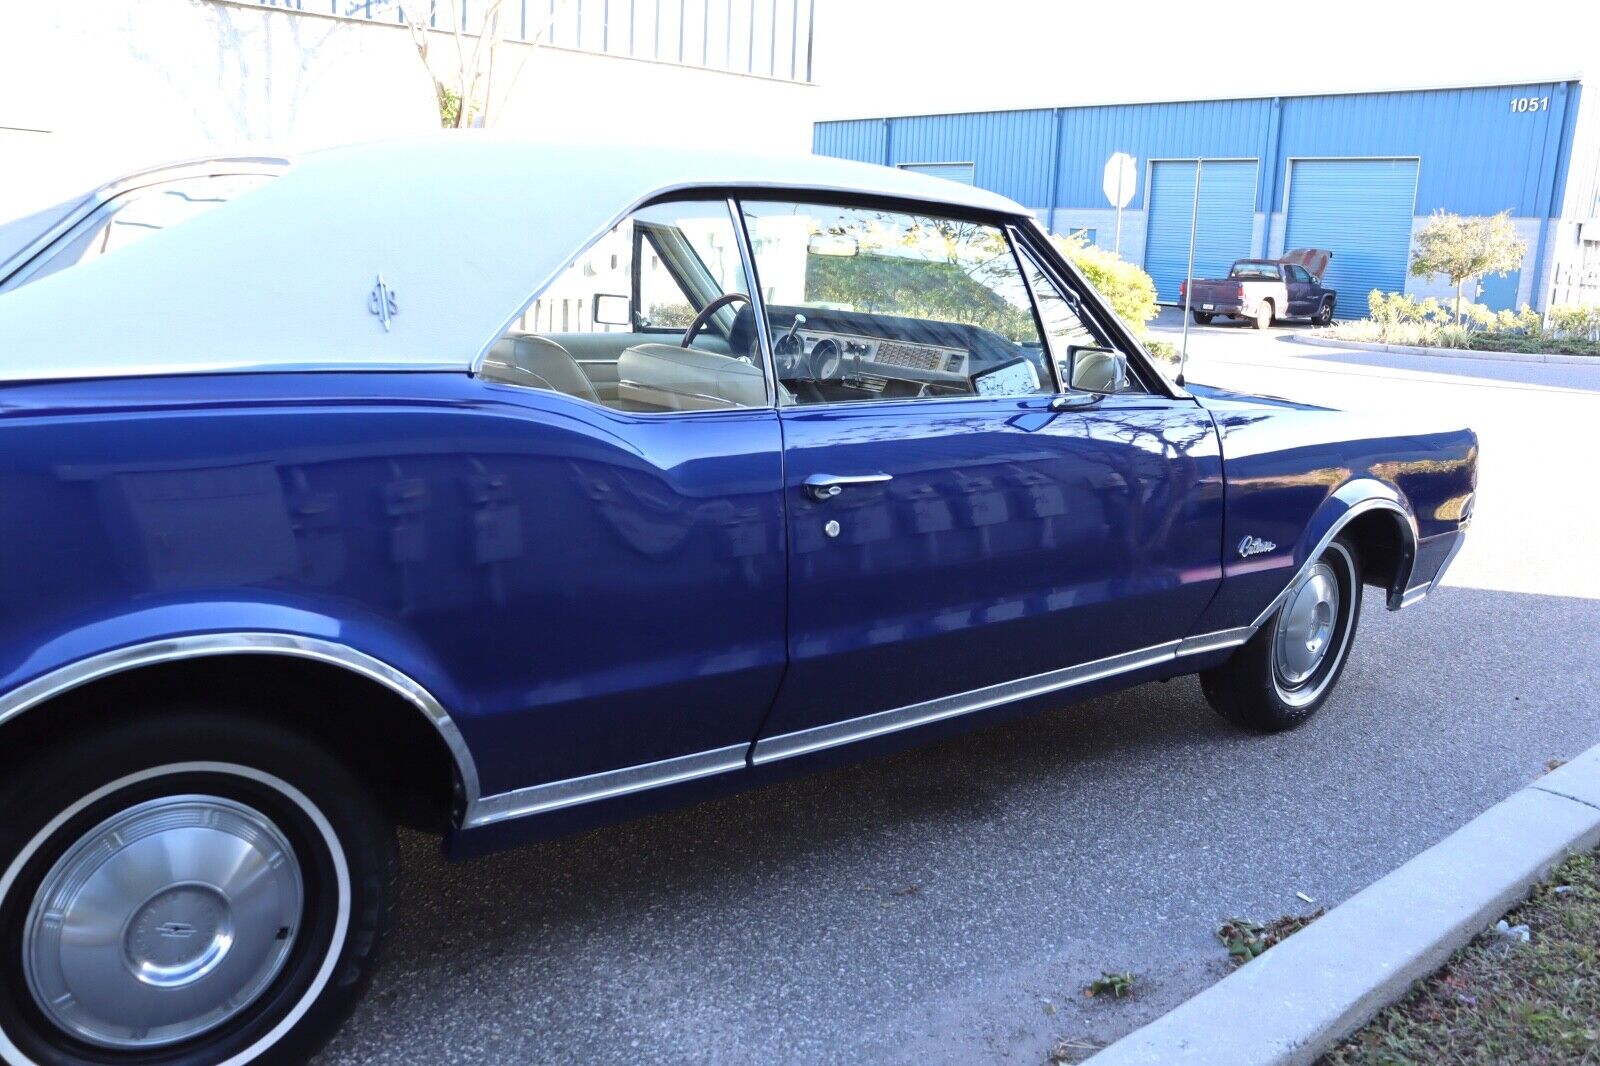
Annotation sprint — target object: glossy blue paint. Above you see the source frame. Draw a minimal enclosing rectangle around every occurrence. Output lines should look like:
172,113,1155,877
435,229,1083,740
0,371,788,798
1186,384,1477,631
0,356,1474,858
762,393,1223,741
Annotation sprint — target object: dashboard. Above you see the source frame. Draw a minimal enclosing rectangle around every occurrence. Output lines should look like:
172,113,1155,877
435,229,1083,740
780,327,969,378
742,304,1048,404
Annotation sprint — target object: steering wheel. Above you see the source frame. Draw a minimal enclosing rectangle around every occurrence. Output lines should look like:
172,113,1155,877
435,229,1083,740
680,292,751,348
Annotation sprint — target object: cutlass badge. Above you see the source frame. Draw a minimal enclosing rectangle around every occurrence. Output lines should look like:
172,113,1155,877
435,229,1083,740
1237,535,1277,558
368,274,398,331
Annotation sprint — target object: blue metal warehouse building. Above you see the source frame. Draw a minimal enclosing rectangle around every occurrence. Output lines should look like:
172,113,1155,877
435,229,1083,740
815,80,1600,314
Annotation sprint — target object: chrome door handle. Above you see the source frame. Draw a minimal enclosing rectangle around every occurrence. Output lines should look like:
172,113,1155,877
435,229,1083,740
803,473,893,500
1049,392,1105,411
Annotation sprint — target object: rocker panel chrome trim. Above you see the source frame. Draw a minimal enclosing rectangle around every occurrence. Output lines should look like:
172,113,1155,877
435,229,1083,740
467,744,750,828
752,641,1183,766
0,633,482,828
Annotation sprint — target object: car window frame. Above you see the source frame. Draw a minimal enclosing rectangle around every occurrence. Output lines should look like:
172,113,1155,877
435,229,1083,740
734,194,1081,410
1006,222,1173,397
479,193,778,413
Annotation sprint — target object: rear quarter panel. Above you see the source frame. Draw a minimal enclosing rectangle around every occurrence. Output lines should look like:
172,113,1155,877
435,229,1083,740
1189,387,1477,631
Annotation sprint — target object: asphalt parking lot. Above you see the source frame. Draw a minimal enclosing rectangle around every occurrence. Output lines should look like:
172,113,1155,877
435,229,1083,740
316,315,1600,1065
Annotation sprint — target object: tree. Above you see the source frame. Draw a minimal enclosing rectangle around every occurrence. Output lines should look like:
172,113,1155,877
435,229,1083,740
378,0,563,128
1409,211,1526,325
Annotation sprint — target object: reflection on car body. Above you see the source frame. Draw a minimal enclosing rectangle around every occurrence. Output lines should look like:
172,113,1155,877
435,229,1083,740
0,137,1474,1065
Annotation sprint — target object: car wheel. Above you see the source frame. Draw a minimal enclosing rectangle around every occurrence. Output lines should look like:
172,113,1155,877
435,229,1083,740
1191,310,1214,325
1200,537,1362,732
1252,300,1274,330
0,710,397,1066
1313,298,1335,326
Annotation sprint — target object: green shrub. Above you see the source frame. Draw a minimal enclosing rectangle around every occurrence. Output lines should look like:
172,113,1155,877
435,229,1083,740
1550,305,1600,340
1326,292,1600,355
1051,235,1159,337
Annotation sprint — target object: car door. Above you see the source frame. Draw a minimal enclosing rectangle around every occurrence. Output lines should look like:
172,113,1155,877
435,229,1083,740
464,198,787,801
736,199,1224,761
1283,264,1314,316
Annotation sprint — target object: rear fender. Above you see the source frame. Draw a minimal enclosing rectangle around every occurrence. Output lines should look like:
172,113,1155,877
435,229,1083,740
0,597,482,824
1257,478,1418,627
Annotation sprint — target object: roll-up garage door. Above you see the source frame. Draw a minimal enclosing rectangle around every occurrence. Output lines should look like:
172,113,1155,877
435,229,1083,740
1284,159,1418,318
1144,160,1257,303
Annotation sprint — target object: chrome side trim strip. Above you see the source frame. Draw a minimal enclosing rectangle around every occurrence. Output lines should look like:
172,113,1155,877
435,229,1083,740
1399,583,1434,609
752,640,1182,766
467,744,749,828
1176,626,1254,657
0,633,482,828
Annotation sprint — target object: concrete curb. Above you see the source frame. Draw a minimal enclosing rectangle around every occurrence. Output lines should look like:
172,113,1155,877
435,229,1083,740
1290,333,1600,366
1086,744,1600,1066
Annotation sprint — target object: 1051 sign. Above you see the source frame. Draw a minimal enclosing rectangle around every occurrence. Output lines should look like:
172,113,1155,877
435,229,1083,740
1510,96,1550,113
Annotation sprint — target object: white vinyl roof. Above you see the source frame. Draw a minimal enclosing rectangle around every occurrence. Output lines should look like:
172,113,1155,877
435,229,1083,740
0,134,1026,382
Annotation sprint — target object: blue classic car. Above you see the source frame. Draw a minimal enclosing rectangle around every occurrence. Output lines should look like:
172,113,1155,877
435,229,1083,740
0,137,1474,1064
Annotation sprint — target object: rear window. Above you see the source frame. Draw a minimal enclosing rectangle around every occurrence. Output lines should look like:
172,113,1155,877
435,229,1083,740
1229,262,1280,279
3,173,276,291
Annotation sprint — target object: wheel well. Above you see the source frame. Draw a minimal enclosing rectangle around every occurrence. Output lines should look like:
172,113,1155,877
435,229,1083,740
1339,509,1412,600
0,656,461,833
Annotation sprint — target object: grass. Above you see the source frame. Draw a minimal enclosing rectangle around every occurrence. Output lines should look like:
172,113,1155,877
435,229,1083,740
1321,850,1600,1065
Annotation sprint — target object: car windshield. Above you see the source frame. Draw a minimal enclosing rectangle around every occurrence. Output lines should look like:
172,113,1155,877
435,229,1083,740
1229,262,1280,279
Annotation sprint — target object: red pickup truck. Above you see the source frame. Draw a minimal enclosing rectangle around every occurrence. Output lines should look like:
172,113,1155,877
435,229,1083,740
1179,249,1335,329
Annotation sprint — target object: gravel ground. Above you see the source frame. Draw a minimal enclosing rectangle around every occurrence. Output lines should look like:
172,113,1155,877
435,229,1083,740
316,321,1600,1066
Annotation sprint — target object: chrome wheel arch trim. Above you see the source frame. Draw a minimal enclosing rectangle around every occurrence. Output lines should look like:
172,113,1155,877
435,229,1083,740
0,633,483,829
1248,488,1420,633
0,761,351,1066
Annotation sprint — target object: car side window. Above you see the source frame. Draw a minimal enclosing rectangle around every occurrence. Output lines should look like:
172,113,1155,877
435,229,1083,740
1285,264,1311,283
739,201,1057,405
483,199,768,412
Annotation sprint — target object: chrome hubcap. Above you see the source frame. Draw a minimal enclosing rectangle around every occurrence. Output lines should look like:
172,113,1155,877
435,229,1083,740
1275,561,1340,686
23,795,303,1049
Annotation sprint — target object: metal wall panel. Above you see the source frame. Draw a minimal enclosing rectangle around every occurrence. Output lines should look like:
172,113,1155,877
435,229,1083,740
1274,85,1563,216
1558,85,1599,220
1144,160,1257,302
1284,159,1419,317
813,119,887,165
879,110,1058,206
814,81,1583,219
1052,100,1272,211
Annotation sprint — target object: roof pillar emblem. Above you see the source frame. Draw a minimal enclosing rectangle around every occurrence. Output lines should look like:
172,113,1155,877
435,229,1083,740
368,274,398,331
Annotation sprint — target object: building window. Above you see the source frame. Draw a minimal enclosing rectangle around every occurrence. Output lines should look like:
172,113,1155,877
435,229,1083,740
897,163,976,186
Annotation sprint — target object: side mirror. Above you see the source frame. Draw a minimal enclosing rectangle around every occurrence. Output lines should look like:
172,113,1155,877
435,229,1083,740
1061,346,1128,394
592,293,631,327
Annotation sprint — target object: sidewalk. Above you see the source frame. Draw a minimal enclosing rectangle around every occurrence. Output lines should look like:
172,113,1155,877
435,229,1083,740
1087,744,1600,1066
